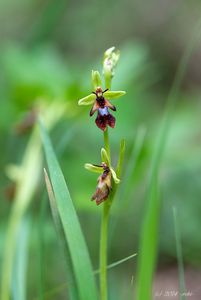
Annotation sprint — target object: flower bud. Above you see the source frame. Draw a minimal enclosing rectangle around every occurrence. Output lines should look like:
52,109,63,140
103,47,120,88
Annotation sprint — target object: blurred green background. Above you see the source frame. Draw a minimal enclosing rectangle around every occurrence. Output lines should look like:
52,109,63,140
1,0,201,299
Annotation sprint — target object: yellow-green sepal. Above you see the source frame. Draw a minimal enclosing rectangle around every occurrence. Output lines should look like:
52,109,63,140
84,163,103,174
78,93,96,106
104,90,126,100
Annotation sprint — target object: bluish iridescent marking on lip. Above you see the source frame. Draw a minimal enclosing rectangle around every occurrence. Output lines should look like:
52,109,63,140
98,107,109,116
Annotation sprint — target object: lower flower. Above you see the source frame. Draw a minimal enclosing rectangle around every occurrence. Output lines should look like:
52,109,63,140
85,149,120,206
91,164,112,205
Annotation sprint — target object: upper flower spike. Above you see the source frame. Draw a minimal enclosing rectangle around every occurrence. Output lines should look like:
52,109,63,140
78,70,126,131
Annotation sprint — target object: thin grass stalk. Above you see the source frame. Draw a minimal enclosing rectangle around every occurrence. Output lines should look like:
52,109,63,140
135,17,201,300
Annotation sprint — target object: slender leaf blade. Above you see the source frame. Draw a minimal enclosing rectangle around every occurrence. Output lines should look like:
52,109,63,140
40,120,98,300
44,169,78,300
135,18,201,300
11,216,30,300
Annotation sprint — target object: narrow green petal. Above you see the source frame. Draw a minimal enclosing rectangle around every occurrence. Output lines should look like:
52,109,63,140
104,90,126,100
78,94,96,106
101,148,110,166
84,163,103,174
110,167,120,184
91,70,102,90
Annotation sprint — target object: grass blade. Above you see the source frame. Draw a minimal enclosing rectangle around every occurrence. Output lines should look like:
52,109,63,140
11,216,31,300
135,18,201,300
38,253,137,299
94,253,137,275
44,169,78,300
39,120,98,300
173,207,186,300
1,102,66,300
135,181,160,300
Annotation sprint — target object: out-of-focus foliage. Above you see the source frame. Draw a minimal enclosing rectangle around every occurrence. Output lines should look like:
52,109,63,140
1,0,201,299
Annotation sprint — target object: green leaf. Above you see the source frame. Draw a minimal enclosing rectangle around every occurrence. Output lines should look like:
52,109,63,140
78,94,95,106
135,178,160,300
91,70,102,90
135,17,201,300
84,163,103,174
44,169,78,300
40,120,98,300
12,216,30,300
101,148,110,166
104,90,126,100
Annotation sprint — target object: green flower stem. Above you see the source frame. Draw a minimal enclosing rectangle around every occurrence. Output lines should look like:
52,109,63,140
100,202,110,300
99,129,111,300
103,129,110,164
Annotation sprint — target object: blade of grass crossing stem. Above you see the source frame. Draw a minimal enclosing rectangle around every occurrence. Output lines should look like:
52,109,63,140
173,207,186,300
94,253,137,275
39,120,98,300
44,169,78,300
135,18,201,300
11,216,31,300
38,253,137,299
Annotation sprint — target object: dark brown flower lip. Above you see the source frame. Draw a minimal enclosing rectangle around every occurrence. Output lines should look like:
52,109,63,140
95,111,116,131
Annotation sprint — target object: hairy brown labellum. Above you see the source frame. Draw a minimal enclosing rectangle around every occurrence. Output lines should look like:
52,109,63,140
91,164,111,205
95,111,115,131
